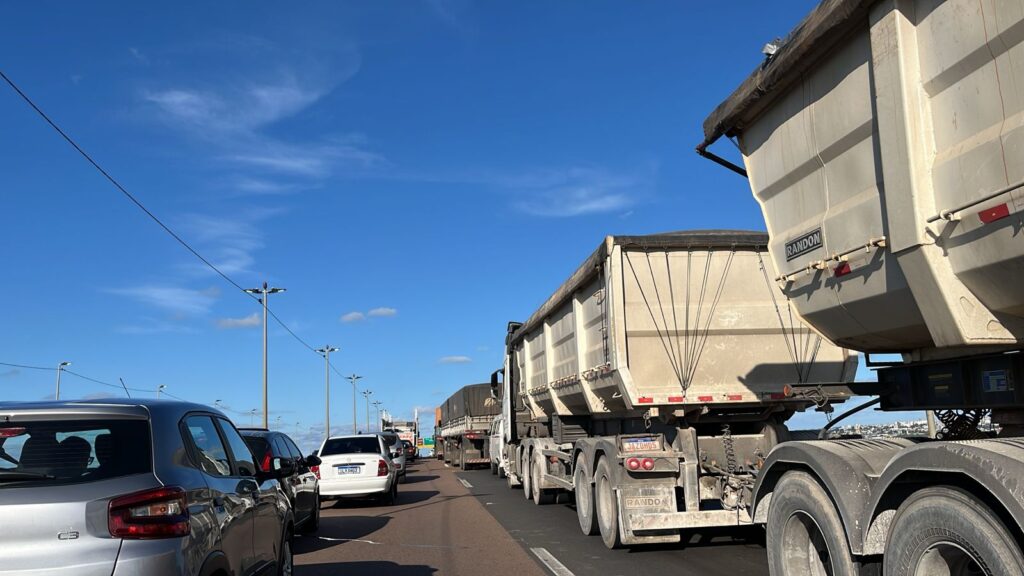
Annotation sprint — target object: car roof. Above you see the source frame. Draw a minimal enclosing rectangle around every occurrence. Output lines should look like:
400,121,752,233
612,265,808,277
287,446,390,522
325,434,382,441
0,398,226,421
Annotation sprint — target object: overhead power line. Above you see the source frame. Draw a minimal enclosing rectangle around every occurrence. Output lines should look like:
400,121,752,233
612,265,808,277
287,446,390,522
0,361,54,371
0,70,342,371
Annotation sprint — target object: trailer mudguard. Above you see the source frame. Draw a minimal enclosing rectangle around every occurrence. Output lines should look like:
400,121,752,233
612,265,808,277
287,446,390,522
860,438,1024,555
752,438,917,554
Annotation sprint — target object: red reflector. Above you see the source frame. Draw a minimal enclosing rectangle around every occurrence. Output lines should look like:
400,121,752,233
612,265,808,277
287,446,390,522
979,203,1010,224
626,457,641,471
0,427,26,439
834,262,852,277
637,397,654,404
641,458,655,471
109,487,189,539
697,395,713,403
727,394,743,401
667,396,684,403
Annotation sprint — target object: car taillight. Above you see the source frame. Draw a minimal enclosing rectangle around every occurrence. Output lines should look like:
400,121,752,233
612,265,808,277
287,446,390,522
109,487,189,539
260,451,272,473
311,465,320,479
378,459,389,477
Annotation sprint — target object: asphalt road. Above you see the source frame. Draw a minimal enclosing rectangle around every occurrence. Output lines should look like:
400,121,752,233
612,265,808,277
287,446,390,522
294,457,770,576
294,458,547,576
455,464,771,576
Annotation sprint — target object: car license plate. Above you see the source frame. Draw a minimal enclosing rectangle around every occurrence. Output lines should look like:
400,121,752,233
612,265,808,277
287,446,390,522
622,437,659,452
336,465,360,475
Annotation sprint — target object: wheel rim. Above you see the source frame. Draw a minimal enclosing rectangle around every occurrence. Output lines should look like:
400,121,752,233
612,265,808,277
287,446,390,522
915,542,986,576
532,457,541,501
281,540,293,576
575,466,592,530
596,471,613,532
781,511,834,576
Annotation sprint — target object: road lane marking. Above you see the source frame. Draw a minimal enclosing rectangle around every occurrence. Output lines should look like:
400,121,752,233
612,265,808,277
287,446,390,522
458,477,473,489
317,536,380,545
530,548,576,576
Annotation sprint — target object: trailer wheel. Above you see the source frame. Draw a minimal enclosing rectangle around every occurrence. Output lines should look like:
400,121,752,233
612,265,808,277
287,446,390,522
460,445,469,471
531,451,555,505
491,461,498,475
497,461,506,479
594,456,622,549
767,470,858,576
522,451,533,501
574,456,598,536
883,486,1024,576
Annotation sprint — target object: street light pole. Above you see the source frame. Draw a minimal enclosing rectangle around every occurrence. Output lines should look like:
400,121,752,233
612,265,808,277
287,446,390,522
157,384,166,399
346,374,362,434
372,400,383,433
55,361,71,400
362,390,373,434
244,282,286,429
248,408,257,427
316,346,338,442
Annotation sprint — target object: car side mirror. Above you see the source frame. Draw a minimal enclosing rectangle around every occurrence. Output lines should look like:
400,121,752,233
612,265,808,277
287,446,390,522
304,455,321,467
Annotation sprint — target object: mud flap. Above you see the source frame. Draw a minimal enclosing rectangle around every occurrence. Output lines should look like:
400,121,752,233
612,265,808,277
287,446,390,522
616,483,682,545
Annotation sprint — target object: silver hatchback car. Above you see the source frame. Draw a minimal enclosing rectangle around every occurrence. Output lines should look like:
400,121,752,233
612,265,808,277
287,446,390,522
0,399,295,576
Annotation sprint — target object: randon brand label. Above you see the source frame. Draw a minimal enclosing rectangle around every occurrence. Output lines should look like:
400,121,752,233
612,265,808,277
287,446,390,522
785,228,823,261
625,497,664,509
622,437,659,452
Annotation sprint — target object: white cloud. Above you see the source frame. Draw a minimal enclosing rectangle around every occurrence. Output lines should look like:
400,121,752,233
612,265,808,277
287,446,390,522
216,313,261,329
367,307,398,318
0,369,19,379
439,355,473,364
107,286,219,316
340,311,366,323
517,187,632,217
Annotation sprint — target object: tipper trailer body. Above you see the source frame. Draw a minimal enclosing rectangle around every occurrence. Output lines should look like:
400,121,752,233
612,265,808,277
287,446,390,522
700,0,1024,573
439,384,500,470
493,231,858,548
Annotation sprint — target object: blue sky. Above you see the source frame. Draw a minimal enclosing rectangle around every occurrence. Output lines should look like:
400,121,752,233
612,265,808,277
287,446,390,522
1,1,905,450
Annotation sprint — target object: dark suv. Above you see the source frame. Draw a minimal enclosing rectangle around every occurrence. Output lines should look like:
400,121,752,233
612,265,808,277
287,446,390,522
240,428,321,534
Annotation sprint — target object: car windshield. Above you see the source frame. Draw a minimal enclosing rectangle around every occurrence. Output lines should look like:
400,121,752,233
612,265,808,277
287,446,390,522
0,419,151,486
320,436,381,456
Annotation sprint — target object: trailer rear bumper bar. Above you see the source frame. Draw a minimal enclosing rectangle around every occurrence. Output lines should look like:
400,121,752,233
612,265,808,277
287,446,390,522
625,509,753,531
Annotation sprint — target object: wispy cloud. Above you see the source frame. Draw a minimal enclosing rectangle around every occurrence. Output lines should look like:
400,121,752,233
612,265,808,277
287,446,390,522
216,313,261,329
507,167,644,218
439,355,472,364
0,369,19,379
176,208,279,277
107,286,220,316
340,311,366,323
115,317,199,335
367,307,398,318
129,47,149,65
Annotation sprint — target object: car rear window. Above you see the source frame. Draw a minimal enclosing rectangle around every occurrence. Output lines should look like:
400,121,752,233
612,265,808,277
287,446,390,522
0,419,151,486
380,433,400,446
320,436,381,456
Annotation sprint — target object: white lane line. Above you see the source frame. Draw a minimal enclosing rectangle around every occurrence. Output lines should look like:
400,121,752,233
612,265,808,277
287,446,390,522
457,477,473,489
317,536,380,545
530,548,576,576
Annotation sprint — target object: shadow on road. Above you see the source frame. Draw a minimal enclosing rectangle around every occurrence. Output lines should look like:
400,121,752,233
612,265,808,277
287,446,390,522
400,474,439,484
297,561,437,576
395,489,439,504
622,525,766,553
294,515,391,554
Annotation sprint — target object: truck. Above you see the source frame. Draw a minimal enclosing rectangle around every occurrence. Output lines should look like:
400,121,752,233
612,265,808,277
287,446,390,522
439,384,500,470
697,0,1024,574
491,231,859,550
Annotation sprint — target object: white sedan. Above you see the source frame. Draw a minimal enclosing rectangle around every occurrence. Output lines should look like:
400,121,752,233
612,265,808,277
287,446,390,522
315,434,399,505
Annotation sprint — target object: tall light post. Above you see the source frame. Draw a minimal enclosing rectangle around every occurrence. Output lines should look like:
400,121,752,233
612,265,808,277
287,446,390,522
346,374,362,434
157,384,166,399
372,400,383,433
55,361,71,400
274,415,282,430
362,390,373,434
248,408,257,427
316,346,339,441
244,281,286,429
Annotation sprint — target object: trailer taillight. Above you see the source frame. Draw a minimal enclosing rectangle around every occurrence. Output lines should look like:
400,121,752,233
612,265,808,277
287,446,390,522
626,457,641,471
641,458,655,471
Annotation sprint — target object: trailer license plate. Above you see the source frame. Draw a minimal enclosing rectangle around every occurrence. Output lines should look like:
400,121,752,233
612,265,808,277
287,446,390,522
336,465,360,475
622,437,659,452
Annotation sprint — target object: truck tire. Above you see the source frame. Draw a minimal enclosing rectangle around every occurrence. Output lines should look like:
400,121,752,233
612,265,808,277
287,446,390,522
531,451,555,505
460,445,469,471
574,457,598,536
497,461,506,479
884,486,1024,576
766,470,858,576
491,461,498,475
523,451,533,501
594,456,622,549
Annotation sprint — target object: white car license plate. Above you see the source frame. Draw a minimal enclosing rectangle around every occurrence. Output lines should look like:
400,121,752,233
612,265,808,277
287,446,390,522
336,465,360,475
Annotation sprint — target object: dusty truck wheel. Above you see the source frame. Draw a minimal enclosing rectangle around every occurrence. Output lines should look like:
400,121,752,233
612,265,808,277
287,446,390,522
594,456,622,549
767,470,859,576
491,461,498,475
531,451,555,505
460,445,469,471
574,456,598,535
497,461,507,479
884,486,1024,576
522,451,534,501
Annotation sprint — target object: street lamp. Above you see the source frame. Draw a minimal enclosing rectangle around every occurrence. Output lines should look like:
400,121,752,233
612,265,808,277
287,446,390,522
346,374,362,434
248,408,257,427
157,384,166,399
55,361,71,400
274,415,282,430
372,400,383,433
362,390,373,434
316,346,339,441
243,281,286,429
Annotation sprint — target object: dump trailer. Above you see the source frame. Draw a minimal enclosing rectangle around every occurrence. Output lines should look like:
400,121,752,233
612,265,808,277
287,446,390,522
439,384,500,470
700,1,1024,574
492,231,858,550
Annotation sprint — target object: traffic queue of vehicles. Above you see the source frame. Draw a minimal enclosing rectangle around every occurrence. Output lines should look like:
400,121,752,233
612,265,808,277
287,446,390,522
0,398,408,576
